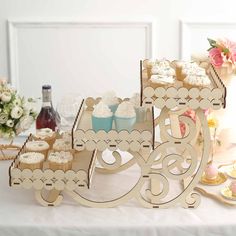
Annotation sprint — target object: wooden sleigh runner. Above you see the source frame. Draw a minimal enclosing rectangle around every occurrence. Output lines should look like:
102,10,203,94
9,60,226,208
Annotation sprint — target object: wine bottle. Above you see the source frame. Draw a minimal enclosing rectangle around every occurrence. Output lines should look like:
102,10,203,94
36,85,60,131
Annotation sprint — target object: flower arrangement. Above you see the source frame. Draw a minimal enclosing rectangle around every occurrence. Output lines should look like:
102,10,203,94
0,79,37,139
207,38,236,69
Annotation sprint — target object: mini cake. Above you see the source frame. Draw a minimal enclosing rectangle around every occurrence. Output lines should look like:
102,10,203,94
130,93,146,123
230,181,236,197
150,74,175,88
114,101,136,132
53,138,72,151
204,163,218,180
101,91,119,113
146,59,158,78
149,60,176,88
26,140,49,156
92,101,113,132
48,151,73,171
34,128,56,148
19,152,44,170
183,74,211,89
174,61,203,81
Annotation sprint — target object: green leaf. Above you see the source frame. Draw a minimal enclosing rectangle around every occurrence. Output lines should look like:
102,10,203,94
207,38,217,47
223,48,229,54
207,46,214,52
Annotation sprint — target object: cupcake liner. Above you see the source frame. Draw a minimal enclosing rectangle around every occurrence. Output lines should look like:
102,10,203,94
92,115,113,133
115,116,136,132
49,161,72,172
19,161,43,171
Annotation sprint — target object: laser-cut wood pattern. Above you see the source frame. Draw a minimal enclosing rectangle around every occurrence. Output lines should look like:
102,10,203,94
9,59,226,208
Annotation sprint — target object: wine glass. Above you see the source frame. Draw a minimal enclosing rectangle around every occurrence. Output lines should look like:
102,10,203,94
56,94,82,132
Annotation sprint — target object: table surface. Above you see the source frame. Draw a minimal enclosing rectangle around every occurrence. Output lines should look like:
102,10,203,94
1,139,236,236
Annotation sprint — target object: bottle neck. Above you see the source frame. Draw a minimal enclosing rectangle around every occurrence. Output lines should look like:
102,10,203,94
42,89,53,107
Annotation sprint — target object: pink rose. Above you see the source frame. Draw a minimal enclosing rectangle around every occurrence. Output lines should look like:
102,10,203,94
209,48,224,68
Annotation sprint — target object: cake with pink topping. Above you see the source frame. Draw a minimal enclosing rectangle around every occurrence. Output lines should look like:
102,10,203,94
230,181,236,197
204,163,218,180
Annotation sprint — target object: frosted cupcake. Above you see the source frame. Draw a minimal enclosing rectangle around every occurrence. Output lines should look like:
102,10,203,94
204,163,218,180
101,91,119,113
183,74,211,89
175,61,206,81
92,101,113,132
114,101,136,132
19,152,44,170
53,138,72,151
149,60,175,88
26,140,49,156
34,128,56,148
174,61,195,80
130,93,146,123
48,151,73,171
150,74,175,88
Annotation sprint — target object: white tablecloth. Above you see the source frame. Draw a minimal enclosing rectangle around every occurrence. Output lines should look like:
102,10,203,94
1,141,236,236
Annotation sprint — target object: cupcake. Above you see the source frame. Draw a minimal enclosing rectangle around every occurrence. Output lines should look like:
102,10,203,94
130,93,146,123
101,91,119,113
26,140,49,156
114,101,136,132
19,152,44,170
174,61,195,80
146,60,157,78
204,163,218,180
183,74,211,89
229,181,236,197
150,74,175,88
175,61,206,82
48,151,73,171
92,101,113,132
34,128,56,148
53,138,72,151
148,60,176,88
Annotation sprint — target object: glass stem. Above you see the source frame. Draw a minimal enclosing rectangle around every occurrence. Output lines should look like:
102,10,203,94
211,128,217,161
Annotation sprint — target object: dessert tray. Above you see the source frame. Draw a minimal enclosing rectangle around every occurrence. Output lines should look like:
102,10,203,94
9,59,227,208
192,162,236,207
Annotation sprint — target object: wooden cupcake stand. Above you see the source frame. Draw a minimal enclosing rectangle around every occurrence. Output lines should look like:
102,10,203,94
8,60,226,208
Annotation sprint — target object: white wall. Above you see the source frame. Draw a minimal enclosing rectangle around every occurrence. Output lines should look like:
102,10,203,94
1,0,236,102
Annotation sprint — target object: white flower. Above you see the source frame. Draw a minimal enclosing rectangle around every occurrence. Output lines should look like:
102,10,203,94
6,119,14,127
0,112,8,124
13,98,22,106
11,106,23,119
23,100,36,115
18,116,34,131
1,91,11,103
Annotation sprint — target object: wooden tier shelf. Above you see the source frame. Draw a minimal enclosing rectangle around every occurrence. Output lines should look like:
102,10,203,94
9,135,97,191
141,60,226,110
72,98,155,153
8,59,227,209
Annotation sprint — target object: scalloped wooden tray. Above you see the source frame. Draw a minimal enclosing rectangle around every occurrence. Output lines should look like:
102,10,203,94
140,60,226,110
72,98,155,153
9,135,97,191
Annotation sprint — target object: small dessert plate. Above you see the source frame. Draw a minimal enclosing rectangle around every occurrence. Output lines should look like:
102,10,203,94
221,187,236,201
226,167,236,179
200,172,227,186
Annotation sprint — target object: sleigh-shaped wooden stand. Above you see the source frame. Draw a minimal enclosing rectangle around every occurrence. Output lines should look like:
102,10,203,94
9,60,226,208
